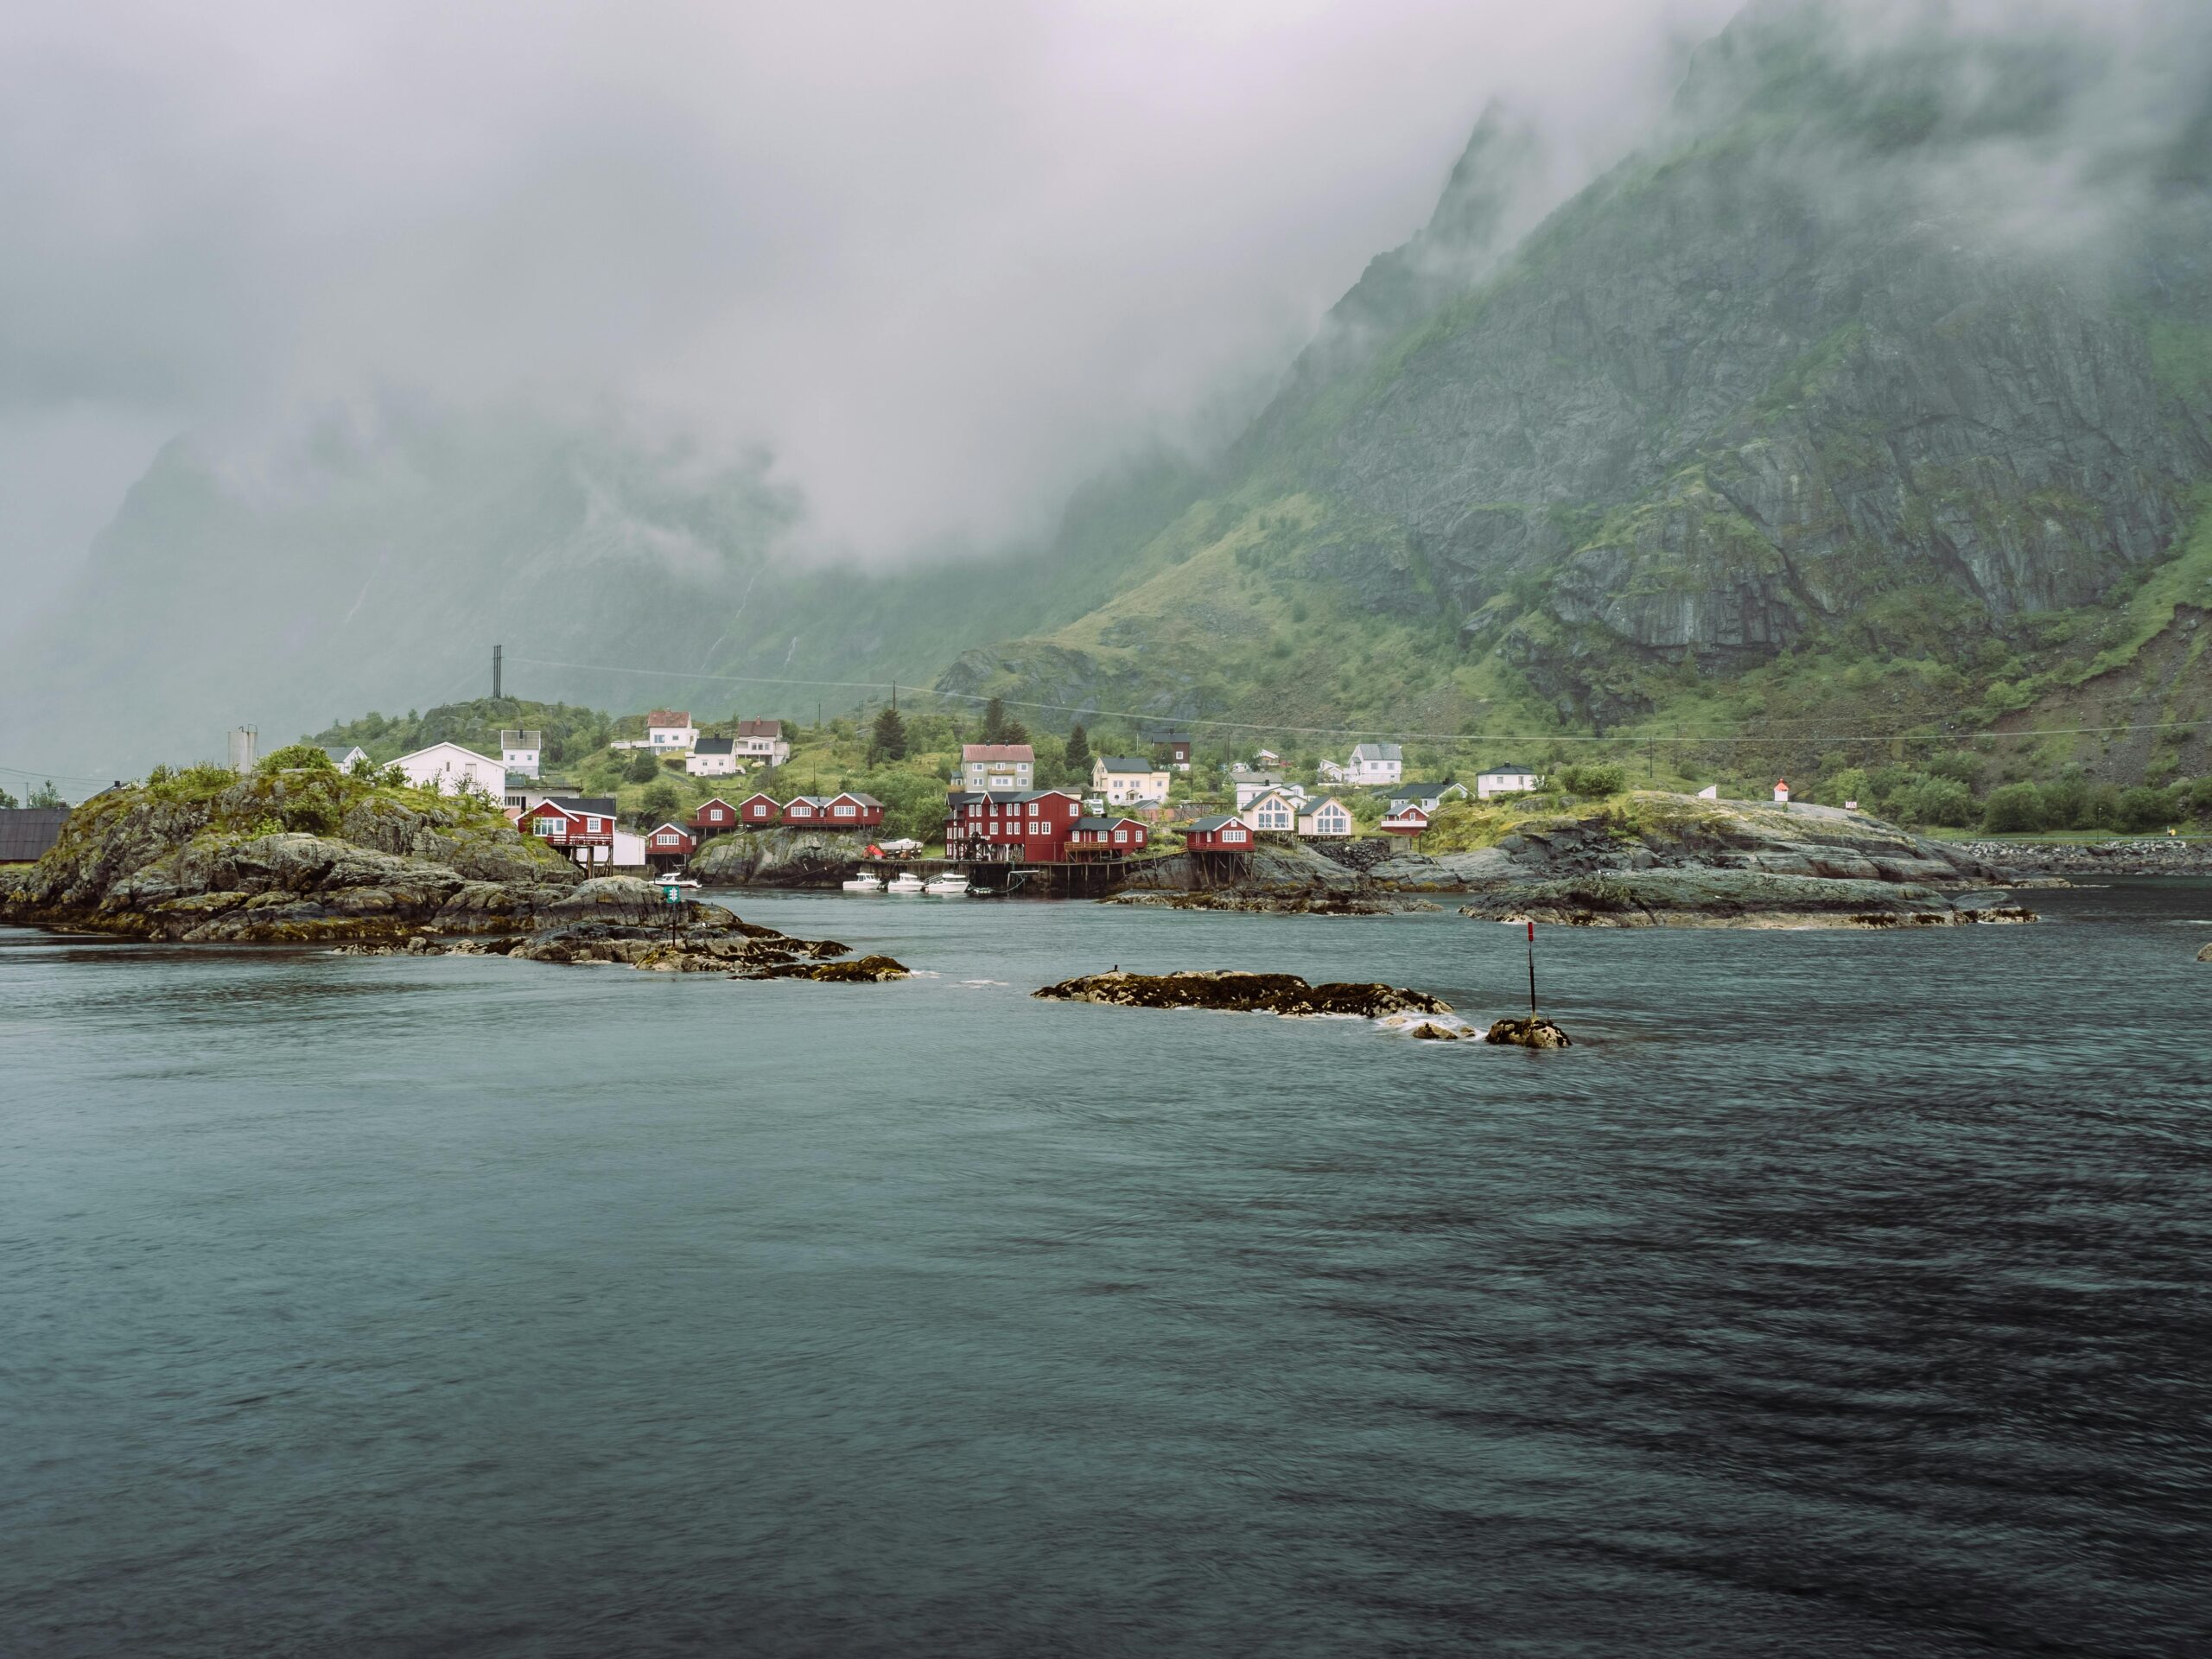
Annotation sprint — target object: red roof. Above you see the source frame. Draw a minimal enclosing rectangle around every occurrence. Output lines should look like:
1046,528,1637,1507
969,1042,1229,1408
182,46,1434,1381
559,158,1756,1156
963,744,1034,763
645,710,690,728
735,719,781,739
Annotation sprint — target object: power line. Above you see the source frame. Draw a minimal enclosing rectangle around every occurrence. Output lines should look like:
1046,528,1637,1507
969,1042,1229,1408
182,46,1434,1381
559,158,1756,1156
502,652,2212,747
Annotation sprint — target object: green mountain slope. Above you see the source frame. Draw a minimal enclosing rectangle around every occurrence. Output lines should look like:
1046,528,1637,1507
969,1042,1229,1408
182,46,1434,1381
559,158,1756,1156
938,0,2212,788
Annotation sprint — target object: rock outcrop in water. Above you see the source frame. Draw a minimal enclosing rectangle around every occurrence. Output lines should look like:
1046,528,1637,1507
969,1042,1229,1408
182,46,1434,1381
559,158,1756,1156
1484,1016,1573,1049
1034,969,1449,1019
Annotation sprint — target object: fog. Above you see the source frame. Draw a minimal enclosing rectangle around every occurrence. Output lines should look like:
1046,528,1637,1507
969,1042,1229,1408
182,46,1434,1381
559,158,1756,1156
0,0,1745,610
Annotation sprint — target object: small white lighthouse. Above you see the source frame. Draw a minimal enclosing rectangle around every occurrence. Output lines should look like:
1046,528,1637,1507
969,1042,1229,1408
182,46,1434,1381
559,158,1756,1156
1774,778,1791,806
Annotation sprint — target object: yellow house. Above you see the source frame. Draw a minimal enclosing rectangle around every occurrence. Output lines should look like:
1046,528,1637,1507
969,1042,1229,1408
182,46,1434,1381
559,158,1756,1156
1092,756,1170,806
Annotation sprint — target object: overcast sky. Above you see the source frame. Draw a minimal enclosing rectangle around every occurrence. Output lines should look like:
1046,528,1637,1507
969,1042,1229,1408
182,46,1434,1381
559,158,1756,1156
0,0,1751,614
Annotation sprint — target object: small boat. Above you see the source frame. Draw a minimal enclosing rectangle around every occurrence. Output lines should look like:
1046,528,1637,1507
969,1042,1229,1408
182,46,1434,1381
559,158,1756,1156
886,871,927,894
924,874,969,896
658,876,702,889
842,871,884,893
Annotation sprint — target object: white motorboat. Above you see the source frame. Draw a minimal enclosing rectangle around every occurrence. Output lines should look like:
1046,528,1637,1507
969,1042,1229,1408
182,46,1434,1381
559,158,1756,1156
924,874,969,896
657,876,702,890
842,870,885,893
885,871,927,894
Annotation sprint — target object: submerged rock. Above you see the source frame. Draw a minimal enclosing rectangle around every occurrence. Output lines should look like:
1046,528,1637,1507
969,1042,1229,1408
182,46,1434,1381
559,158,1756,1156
1484,1016,1573,1049
2199,942,2212,963
1034,969,1449,1018
1103,890,1439,915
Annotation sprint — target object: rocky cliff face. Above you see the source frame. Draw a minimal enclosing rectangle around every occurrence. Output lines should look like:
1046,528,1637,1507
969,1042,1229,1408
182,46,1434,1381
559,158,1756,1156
943,0,2212,739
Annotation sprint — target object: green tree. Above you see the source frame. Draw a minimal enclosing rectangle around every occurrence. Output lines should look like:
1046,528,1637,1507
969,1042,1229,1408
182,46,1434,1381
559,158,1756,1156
2041,771,2091,829
868,704,908,764
2114,785,2180,833
1897,776,1975,826
638,780,683,824
626,748,663,784
1980,782,2047,833
979,696,1007,743
1064,722,1092,779
26,781,66,808
1823,766,1870,808
0,783,17,809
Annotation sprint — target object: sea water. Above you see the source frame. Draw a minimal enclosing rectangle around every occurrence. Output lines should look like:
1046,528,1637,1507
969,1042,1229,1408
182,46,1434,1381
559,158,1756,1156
3,884,2208,1656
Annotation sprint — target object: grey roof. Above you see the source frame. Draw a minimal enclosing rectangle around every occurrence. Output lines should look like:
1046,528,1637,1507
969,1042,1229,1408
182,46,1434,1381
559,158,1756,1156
692,736,736,756
1185,815,1243,833
1350,741,1403,761
321,745,365,765
543,797,618,815
0,807,71,863
1386,781,1463,801
1096,757,1156,773
1073,816,1142,831
499,729,542,747
1478,764,1535,774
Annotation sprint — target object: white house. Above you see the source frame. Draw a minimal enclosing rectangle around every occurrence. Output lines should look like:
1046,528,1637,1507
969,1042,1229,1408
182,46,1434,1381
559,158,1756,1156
1476,764,1541,799
1093,756,1170,806
1240,787,1301,834
499,729,543,779
687,736,741,777
963,744,1034,792
645,709,698,752
1316,759,1348,785
611,827,648,871
1233,772,1306,811
1347,742,1403,785
1296,796,1354,838
321,744,369,772
734,719,790,767
393,741,506,797
1774,779,1791,805
1697,785,1719,800
1254,747,1281,769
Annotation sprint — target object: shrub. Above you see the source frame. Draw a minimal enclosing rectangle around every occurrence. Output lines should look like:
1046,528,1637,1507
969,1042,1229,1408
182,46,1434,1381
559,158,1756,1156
1554,761,1627,796
257,743,337,774
1980,782,2047,834
637,781,683,823
626,749,662,784
2114,785,2181,833
1925,752,1983,789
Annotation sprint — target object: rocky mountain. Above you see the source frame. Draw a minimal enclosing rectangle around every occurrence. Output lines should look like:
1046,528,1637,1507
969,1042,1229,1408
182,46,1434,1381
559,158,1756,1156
941,0,2212,782
10,0,2212,789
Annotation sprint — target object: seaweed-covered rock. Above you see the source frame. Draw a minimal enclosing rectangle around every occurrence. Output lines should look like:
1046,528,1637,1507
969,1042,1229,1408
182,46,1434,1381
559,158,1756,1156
741,954,911,982
1033,969,1449,1018
1484,1016,1572,1049
2198,942,2212,963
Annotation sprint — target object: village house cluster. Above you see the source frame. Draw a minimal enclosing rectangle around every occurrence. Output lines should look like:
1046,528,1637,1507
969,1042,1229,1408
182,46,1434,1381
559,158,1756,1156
286,713,1548,882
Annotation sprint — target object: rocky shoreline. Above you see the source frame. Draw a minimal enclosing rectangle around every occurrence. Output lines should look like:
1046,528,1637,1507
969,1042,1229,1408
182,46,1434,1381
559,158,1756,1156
1951,838,2212,877
0,773,890,975
1113,795,2040,926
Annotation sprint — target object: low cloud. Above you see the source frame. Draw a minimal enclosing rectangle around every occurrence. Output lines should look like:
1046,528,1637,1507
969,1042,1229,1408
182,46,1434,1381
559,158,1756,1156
0,0,1739,598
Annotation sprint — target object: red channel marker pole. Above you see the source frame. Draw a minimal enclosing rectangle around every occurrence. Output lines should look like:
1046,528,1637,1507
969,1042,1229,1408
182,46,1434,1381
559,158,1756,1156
1527,918,1537,1015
